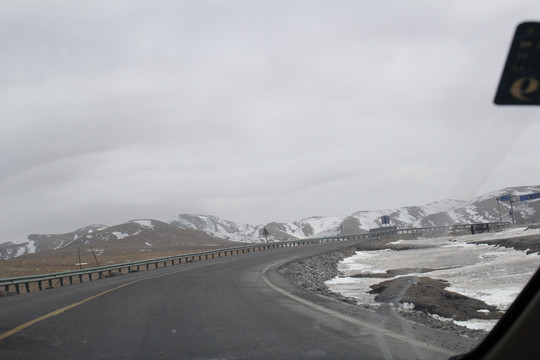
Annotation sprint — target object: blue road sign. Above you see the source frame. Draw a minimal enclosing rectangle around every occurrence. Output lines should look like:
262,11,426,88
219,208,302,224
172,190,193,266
499,195,511,202
519,192,540,201
381,216,390,224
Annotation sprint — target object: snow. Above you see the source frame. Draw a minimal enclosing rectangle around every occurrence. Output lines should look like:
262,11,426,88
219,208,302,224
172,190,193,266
91,248,105,255
326,228,540,331
301,216,344,236
453,320,497,331
145,241,152,247
395,209,417,223
445,287,522,311
339,250,389,273
132,220,154,229
12,236,30,245
15,246,26,257
112,232,130,239
353,210,387,230
519,205,536,218
9,237,36,257
396,302,415,311
26,240,36,253
421,199,465,215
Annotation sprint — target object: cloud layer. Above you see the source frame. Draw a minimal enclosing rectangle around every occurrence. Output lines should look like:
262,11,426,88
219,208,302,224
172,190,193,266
1,1,539,241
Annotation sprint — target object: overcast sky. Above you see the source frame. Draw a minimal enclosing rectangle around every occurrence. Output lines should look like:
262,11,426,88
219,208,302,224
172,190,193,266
1,0,539,242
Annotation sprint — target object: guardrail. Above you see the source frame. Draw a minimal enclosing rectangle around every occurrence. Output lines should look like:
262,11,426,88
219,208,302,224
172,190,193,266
0,236,350,295
1,222,510,295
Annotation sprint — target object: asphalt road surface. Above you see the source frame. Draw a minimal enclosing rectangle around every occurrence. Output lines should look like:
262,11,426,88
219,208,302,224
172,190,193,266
0,240,464,359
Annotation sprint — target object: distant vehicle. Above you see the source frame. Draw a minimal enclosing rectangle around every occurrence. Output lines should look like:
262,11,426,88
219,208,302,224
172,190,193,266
471,223,490,235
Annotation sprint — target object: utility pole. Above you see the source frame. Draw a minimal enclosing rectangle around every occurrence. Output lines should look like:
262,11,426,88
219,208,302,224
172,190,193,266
77,247,82,270
243,234,247,247
90,246,100,267
496,197,503,226
510,196,516,225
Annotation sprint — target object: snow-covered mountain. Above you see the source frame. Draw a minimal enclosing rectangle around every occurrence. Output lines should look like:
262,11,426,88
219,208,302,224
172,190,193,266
2,185,539,260
170,214,257,242
0,220,234,260
171,186,540,241
169,214,348,243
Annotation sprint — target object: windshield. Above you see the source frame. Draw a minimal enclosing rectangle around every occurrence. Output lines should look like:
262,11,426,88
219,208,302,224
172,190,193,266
1,1,539,359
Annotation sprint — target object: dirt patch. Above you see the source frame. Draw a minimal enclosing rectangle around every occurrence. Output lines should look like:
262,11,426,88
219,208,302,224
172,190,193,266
102,272,124,278
368,276,502,321
0,290,16,297
470,233,540,254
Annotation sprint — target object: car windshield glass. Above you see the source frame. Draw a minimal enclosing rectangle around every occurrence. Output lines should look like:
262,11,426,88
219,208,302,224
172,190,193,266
1,1,539,359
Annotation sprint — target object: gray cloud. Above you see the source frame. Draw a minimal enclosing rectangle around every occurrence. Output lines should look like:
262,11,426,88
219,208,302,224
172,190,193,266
1,0,539,241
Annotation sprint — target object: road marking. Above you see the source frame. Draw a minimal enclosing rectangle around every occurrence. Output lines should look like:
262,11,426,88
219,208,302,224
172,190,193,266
261,261,454,356
0,263,214,342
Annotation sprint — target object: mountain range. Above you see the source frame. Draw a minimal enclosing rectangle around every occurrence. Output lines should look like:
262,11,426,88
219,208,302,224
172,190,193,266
1,185,539,260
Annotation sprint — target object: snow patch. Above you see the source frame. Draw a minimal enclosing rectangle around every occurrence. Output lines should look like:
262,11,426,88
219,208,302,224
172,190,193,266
132,220,154,229
326,228,539,331
15,246,26,257
25,240,36,254
454,319,498,331
112,232,130,239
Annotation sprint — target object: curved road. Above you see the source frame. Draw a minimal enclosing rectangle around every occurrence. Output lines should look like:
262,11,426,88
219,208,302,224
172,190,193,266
0,240,465,359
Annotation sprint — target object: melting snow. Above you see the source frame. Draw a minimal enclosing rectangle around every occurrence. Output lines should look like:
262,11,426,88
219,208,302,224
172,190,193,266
302,216,344,235
25,239,36,254
112,232,129,239
12,236,30,245
132,220,154,229
15,246,27,257
453,320,497,331
326,228,540,331
9,237,36,256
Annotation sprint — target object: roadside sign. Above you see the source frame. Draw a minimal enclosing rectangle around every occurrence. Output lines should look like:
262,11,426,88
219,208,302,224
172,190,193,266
381,215,390,225
494,22,540,105
519,192,540,201
499,195,511,202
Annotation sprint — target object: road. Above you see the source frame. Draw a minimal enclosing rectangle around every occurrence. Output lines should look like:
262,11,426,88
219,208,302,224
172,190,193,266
0,240,462,359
